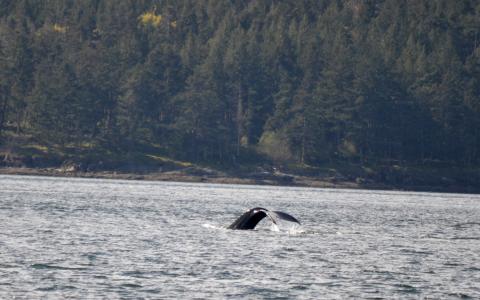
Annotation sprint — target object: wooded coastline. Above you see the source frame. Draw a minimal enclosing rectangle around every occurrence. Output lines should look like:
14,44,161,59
1,1,479,193
1,164,478,194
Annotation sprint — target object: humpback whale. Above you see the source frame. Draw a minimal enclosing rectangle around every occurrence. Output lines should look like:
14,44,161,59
228,207,300,230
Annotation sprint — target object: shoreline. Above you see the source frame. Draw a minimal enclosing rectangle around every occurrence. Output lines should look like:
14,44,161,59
0,166,358,188
1,166,478,194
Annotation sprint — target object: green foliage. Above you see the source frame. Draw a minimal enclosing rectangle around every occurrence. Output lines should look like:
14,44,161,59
0,0,479,168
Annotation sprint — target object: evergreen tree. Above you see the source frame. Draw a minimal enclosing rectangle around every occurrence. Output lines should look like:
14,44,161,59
0,0,478,167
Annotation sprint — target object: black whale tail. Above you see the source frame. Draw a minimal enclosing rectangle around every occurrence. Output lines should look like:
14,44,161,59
228,207,300,230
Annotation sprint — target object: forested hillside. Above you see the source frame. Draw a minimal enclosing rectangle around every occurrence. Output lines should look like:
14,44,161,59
1,0,479,186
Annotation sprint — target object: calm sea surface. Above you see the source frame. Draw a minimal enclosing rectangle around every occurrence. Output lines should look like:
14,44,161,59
1,175,479,299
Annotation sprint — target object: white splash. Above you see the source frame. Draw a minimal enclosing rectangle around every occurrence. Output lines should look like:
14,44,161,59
287,224,306,235
270,223,280,232
202,223,221,229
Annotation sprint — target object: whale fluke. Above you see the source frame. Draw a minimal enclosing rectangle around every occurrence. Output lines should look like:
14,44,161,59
228,207,300,230
270,211,300,224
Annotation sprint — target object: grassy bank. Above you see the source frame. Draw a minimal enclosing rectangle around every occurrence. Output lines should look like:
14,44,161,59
1,132,479,194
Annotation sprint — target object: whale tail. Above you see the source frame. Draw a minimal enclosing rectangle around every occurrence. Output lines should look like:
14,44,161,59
228,207,300,230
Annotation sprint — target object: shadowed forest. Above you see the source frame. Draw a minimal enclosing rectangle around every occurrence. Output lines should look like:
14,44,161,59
0,1,479,190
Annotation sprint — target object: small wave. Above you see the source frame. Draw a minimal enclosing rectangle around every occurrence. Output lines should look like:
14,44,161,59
394,283,419,294
144,288,162,294
454,222,480,228
121,271,151,279
120,283,142,288
201,223,224,230
444,262,462,267
451,237,480,241
291,284,310,290
400,249,433,255
31,263,88,271
464,266,480,272
448,292,474,299
36,285,77,291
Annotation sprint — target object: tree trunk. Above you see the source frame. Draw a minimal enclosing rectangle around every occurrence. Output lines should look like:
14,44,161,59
0,90,8,138
236,81,243,157
301,115,306,165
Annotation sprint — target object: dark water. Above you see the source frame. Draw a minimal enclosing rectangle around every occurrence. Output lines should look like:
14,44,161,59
1,175,479,299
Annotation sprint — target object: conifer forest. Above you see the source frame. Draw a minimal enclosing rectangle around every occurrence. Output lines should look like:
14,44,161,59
1,1,479,190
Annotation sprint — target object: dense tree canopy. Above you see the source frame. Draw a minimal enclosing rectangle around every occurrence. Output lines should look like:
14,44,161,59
0,0,479,168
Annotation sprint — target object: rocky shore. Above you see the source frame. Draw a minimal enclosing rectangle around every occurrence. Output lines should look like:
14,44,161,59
0,166,359,188
1,164,478,194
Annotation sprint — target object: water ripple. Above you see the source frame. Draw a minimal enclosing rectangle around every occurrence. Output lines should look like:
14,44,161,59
1,174,480,299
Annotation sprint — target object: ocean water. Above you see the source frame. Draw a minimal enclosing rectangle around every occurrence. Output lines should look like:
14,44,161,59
0,174,479,299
